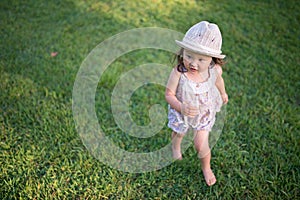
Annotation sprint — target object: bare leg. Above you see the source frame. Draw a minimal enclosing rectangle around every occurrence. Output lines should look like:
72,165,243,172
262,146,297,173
172,132,183,160
200,152,216,186
194,130,216,186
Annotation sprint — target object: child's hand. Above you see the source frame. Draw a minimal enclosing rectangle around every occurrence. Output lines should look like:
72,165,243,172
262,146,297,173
181,103,199,117
221,93,228,104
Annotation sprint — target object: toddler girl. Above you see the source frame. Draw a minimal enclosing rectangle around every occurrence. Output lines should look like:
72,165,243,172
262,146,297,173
165,21,228,186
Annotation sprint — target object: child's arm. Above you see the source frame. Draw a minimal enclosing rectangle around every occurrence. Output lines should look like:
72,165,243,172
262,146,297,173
165,67,202,117
215,65,228,104
165,67,182,112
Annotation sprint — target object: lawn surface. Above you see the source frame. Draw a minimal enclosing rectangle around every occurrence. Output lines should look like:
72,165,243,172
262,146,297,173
1,0,299,199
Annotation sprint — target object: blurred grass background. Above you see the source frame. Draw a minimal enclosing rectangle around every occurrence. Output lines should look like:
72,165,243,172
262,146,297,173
1,0,299,199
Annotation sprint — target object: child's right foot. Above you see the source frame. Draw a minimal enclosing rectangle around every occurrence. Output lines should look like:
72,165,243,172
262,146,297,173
172,132,182,160
172,149,182,160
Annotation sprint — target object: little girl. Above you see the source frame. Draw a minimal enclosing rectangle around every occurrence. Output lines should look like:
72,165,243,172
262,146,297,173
165,21,228,186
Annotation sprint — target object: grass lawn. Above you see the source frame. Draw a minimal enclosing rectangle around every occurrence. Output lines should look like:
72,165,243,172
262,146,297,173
1,0,299,199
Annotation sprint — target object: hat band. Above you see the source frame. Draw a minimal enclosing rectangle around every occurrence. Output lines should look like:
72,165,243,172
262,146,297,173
182,38,222,55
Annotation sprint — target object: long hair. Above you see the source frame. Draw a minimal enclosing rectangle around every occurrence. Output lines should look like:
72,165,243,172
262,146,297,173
173,48,226,72
175,48,186,72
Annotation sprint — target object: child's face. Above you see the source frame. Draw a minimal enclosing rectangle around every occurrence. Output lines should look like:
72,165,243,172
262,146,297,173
183,49,212,73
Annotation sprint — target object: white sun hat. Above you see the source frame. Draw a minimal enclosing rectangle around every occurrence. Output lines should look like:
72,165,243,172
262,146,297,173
175,21,225,59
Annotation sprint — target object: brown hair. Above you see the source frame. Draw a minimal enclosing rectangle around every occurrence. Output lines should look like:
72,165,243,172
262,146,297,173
173,48,226,73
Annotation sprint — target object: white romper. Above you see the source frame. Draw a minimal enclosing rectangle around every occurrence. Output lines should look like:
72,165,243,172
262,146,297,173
167,65,223,134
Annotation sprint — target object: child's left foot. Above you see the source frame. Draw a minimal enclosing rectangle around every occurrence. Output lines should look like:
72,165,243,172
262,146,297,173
202,169,216,186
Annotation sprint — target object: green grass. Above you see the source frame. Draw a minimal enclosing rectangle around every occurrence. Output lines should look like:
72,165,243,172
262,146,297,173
1,0,299,199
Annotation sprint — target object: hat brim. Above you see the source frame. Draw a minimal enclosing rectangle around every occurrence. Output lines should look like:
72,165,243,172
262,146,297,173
175,40,226,59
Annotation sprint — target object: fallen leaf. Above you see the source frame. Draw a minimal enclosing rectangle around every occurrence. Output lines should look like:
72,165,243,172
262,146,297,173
51,52,58,57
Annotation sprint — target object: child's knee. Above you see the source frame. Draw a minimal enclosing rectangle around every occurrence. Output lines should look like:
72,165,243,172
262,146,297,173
194,141,210,158
173,132,184,138
197,147,211,158
172,132,184,138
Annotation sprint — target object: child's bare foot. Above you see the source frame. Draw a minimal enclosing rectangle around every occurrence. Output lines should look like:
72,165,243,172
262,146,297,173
172,150,182,160
202,169,216,186
172,132,182,160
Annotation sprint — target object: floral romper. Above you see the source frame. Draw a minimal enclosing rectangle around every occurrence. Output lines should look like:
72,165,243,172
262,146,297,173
168,66,223,134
